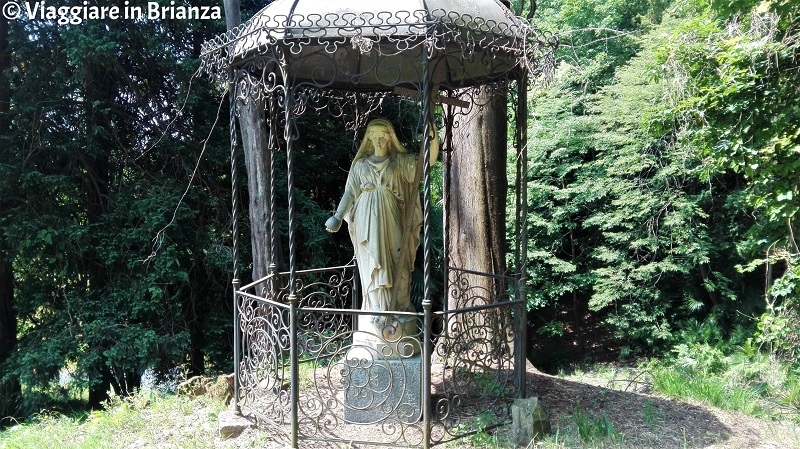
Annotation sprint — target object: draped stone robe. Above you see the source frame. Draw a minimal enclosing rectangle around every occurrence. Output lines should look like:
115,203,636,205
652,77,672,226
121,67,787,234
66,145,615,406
343,152,422,317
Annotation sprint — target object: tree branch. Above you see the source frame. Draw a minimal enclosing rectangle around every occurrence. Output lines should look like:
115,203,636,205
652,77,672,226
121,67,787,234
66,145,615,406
557,27,641,50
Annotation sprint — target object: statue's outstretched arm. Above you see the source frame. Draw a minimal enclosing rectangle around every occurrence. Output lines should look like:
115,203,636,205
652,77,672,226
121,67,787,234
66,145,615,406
325,190,354,233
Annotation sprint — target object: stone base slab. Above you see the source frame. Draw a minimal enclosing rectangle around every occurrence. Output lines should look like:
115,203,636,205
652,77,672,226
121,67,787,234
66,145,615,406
342,355,421,424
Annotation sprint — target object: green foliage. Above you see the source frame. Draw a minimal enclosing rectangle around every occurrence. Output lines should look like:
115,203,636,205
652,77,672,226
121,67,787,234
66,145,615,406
654,0,800,362
0,2,234,415
526,0,792,357
571,403,619,443
661,1,800,225
526,4,754,348
752,306,800,361
536,0,668,89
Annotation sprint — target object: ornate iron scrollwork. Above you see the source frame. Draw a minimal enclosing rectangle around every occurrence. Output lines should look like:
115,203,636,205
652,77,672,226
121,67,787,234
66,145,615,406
203,2,556,447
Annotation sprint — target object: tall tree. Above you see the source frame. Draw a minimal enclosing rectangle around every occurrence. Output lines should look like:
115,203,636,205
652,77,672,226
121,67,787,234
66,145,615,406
2,3,234,414
0,8,21,420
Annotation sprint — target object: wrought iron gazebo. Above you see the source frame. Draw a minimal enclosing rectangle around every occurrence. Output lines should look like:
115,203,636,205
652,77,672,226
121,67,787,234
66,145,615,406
200,0,556,447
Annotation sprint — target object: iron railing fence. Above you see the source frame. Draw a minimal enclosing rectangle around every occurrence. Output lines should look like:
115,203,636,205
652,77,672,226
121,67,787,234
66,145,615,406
234,264,524,448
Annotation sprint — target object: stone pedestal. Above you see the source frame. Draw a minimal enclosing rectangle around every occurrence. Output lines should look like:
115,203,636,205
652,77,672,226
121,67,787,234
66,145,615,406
342,353,422,424
217,410,254,439
511,396,551,445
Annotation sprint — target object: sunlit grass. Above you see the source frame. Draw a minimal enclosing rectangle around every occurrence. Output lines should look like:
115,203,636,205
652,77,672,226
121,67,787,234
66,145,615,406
649,348,800,422
4,354,799,449
653,366,752,412
0,391,226,449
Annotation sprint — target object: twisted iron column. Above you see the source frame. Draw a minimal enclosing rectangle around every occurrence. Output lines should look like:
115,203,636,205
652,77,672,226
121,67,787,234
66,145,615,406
282,85,300,449
288,293,299,448
442,98,454,315
228,76,242,415
421,34,434,449
517,73,529,399
268,96,279,275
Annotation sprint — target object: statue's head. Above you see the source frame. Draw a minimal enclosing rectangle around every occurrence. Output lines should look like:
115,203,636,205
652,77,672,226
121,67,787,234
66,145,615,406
365,119,395,137
356,119,407,160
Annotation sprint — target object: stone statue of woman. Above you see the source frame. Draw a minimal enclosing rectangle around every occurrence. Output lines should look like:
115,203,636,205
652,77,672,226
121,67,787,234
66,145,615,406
325,119,439,342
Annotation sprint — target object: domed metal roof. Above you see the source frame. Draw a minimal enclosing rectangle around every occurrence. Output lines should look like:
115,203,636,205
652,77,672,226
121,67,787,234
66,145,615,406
201,0,555,93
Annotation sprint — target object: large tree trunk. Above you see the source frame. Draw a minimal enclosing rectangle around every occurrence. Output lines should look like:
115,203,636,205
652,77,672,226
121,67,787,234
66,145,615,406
223,0,273,282
699,262,721,306
445,86,508,304
240,101,272,281
0,12,21,420
0,257,19,420
0,12,14,361
88,365,116,407
83,52,117,408
0,261,14,361
0,12,8,114
443,86,511,364
186,247,207,376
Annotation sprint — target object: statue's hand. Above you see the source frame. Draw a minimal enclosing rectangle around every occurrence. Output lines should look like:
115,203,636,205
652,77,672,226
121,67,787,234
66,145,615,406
325,216,342,233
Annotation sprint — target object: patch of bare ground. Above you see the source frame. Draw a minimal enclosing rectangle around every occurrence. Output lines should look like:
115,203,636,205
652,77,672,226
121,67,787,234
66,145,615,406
515,362,800,449
217,361,800,448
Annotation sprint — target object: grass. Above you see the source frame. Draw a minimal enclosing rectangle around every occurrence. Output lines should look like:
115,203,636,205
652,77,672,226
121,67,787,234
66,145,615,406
650,366,767,416
554,347,800,424
649,346,800,422
572,403,619,444
457,412,504,447
642,399,664,427
5,350,800,449
0,391,227,449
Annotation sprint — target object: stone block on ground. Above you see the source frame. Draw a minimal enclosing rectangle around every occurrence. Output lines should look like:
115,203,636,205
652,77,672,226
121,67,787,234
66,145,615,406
177,374,234,404
511,396,551,446
218,410,254,439
208,374,234,404
177,376,207,397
